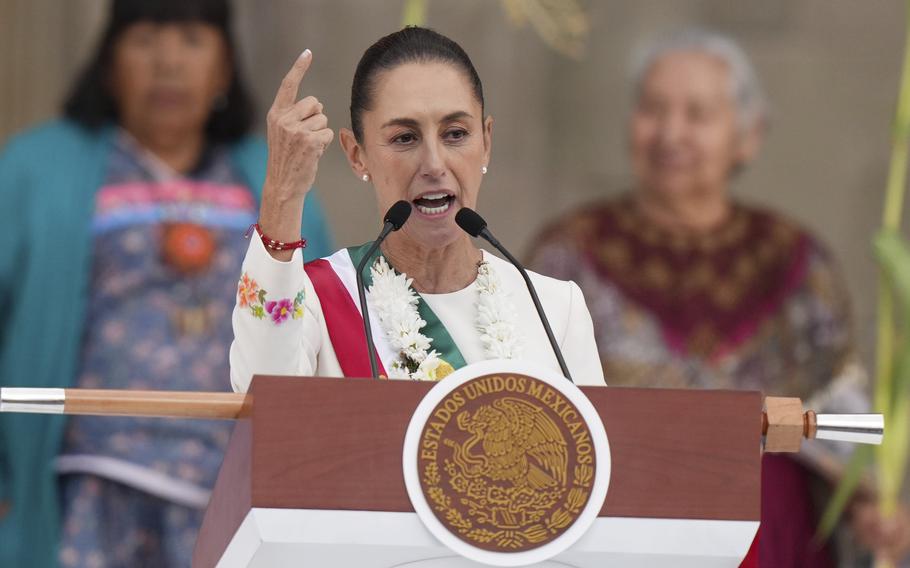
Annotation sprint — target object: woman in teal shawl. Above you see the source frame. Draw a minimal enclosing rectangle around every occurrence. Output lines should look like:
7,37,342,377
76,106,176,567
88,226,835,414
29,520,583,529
0,1,331,566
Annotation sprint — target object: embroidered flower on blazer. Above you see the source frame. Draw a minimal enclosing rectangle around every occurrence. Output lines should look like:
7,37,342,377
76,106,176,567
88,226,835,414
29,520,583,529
238,273,260,308
238,272,304,324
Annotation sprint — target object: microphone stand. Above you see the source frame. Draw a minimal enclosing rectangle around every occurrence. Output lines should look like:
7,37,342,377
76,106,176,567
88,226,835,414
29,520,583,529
356,201,412,378
483,234,573,382
356,232,391,379
456,208,573,382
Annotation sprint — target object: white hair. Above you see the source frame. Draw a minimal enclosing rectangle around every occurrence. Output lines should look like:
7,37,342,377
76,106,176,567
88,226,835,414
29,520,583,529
630,28,769,132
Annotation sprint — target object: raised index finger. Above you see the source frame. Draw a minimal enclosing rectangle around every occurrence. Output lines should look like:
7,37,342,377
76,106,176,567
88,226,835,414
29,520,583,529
272,49,313,110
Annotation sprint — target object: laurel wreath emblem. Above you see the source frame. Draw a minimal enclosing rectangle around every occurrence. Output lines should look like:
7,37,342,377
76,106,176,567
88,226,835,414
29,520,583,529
422,444,594,549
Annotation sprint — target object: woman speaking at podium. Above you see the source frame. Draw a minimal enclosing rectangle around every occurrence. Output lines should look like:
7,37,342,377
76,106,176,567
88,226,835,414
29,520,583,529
230,27,605,390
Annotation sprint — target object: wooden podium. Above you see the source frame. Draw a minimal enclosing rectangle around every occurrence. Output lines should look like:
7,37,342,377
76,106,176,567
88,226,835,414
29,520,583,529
193,376,762,567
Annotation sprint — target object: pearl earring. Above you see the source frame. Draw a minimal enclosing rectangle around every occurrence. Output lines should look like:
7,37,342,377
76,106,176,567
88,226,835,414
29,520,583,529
481,166,488,175
362,174,370,182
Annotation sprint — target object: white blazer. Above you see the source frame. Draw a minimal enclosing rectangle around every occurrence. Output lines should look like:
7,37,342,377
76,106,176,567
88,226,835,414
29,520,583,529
230,236,606,392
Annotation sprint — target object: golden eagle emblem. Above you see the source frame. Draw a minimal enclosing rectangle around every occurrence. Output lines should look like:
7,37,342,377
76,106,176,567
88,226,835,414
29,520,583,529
419,376,595,552
449,397,568,492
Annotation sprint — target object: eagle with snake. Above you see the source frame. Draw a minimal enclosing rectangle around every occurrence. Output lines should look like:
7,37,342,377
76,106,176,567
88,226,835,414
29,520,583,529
447,396,568,490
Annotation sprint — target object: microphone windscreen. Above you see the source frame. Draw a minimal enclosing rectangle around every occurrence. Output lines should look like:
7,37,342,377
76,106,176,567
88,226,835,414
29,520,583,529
384,200,412,230
455,207,487,237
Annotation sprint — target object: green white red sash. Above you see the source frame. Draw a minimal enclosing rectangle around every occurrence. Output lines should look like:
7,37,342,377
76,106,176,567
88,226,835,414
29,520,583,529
304,243,467,378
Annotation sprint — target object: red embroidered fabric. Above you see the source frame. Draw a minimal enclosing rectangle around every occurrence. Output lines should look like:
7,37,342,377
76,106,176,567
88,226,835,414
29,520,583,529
533,196,811,361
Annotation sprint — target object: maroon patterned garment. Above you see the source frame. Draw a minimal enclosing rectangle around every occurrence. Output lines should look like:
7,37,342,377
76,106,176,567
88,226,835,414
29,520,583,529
557,195,811,361
529,195,867,568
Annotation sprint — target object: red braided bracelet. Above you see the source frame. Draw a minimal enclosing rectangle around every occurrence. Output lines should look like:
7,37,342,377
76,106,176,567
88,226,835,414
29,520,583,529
245,223,307,251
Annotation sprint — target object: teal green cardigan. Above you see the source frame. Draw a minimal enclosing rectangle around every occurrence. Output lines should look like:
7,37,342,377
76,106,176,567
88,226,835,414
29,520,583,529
0,120,332,567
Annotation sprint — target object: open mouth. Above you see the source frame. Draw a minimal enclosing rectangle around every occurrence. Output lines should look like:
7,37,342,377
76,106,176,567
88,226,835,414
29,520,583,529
413,192,455,216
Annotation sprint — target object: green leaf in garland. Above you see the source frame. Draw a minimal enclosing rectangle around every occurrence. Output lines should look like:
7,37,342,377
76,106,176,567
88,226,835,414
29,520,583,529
258,289,267,305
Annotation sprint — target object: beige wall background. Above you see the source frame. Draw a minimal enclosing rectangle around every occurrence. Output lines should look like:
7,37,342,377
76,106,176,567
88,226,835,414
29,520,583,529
0,0,904,368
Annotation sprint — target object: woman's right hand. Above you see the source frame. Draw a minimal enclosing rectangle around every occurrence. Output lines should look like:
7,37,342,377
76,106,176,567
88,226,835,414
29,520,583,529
264,49,334,201
259,50,334,258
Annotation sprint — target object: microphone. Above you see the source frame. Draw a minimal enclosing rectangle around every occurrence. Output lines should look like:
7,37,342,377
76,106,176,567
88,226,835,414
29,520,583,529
357,200,412,378
455,207,573,382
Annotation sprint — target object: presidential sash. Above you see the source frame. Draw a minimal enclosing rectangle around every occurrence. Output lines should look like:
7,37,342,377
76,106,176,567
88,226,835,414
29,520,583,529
304,243,467,378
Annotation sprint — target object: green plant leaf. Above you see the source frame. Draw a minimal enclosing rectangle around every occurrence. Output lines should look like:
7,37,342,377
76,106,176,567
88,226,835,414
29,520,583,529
875,230,910,318
401,0,427,26
892,335,910,414
874,230,910,408
852,0,910,545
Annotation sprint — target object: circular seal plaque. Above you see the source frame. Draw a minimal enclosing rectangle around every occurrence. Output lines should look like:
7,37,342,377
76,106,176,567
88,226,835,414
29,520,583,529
403,360,610,567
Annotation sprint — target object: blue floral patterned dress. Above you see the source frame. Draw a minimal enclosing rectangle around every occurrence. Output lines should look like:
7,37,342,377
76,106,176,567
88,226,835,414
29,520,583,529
56,132,258,567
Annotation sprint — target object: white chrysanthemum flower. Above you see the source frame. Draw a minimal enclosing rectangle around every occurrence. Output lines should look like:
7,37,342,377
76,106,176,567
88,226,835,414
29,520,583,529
475,260,523,360
412,351,445,381
369,255,523,380
388,360,411,379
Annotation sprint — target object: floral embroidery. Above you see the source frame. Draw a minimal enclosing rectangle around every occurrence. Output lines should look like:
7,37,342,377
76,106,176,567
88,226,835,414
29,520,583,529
237,273,260,308
238,272,304,324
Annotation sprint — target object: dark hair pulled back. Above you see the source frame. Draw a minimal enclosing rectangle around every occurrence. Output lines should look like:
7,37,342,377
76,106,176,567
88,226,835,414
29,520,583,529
350,26,484,143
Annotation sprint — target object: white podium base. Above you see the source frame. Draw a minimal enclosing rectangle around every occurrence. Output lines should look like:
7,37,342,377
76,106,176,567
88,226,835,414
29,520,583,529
213,509,757,568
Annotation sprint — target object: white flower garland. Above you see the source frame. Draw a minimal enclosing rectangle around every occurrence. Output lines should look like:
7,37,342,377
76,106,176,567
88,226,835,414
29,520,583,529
367,255,521,380
475,261,523,359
